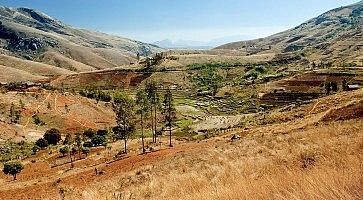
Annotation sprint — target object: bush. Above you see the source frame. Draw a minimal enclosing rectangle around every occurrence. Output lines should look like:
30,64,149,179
91,135,107,146
44,128,61,145
35,138,48,149
32,114,45,126
3,162,24,180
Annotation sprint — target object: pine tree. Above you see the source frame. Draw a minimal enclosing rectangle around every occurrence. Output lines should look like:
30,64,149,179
136,89,150,153
145,81,159,143
9,103,14,123
162,88,176,147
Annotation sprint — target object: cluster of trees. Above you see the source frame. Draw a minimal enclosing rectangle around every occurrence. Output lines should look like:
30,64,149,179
79,88,112,103
34,128,62,150
112,81,176,153
2,81,177,180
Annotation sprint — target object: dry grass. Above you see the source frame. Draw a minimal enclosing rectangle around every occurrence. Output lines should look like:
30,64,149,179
77,118,363,200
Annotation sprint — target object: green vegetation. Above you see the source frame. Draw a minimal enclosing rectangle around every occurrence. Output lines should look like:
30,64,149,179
192,64,224,95
32,114,45,126
0,141,34,162
187,62,233,70
242,65,268,80
79,88,112,102
59,146,70,156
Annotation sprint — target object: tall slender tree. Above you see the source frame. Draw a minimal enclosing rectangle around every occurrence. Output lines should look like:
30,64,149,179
162,88,176,147
136,89,150,153
112,91,135,154
75,133,83,158
145,81,159,143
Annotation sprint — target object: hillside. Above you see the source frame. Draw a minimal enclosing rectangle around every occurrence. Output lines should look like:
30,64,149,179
0,6,162,78
0,88,362,199
216,1,363,63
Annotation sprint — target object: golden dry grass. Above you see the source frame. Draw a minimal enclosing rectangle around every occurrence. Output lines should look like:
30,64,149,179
76,117,363,200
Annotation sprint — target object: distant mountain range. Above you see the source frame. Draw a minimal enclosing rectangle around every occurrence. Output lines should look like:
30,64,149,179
216,0,363,62
153,35,253,49
0,6,162,81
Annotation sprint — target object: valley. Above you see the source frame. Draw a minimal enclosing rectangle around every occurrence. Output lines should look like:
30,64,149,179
0,1,362,200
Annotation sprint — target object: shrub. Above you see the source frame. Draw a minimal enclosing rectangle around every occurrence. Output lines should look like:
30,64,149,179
32,114,45,126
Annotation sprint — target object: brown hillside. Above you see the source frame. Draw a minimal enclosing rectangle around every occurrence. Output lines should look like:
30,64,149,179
216,1,363,63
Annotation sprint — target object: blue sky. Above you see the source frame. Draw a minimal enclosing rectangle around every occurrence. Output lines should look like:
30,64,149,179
0,0,360,42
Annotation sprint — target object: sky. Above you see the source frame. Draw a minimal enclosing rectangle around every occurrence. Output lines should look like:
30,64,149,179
0,0,360,43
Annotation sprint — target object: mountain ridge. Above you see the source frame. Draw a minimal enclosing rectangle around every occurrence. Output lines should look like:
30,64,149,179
0,6,163,80
216,1,363,62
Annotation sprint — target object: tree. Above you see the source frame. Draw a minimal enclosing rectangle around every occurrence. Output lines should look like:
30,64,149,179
112,91,135,154
331,81,338,92
35,138,49,149
91,135,106,146
342,79,348,91
3,162,24,180
9,103,16,123
63,133,74,145
44,128,61,145
59,146,70,157
162,88,176,147
136,89,150,153
83,129,96,140
145,81,159,143
75,133,83,158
